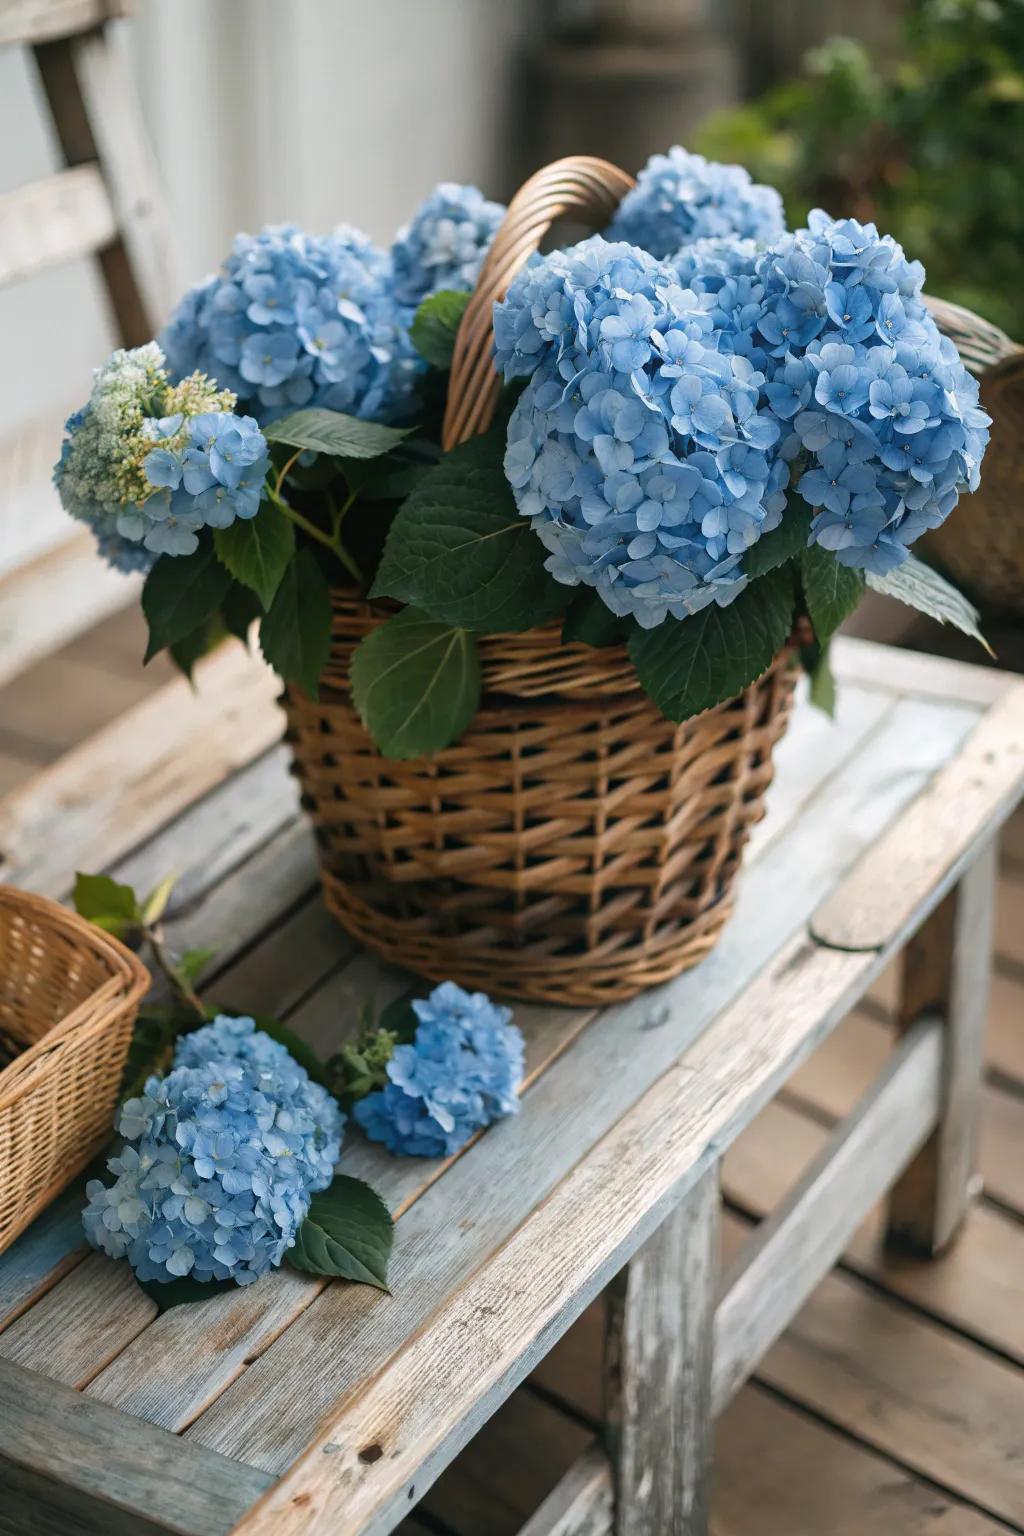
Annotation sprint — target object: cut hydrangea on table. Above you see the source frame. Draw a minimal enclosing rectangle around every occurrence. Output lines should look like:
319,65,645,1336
57,149,997,1005
353,982,525,1159
83,1015,391,1303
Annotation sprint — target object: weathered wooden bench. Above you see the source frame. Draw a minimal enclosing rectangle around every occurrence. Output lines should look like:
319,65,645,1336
0,637,1021,1536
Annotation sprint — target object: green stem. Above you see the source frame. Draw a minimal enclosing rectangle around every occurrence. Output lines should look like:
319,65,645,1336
266,484,363,586
147,924,207,1021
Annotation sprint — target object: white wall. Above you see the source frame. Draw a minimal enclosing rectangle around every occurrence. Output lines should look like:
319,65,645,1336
0,0,540,435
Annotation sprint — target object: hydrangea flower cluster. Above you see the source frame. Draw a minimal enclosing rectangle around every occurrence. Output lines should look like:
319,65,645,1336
54,343,270,567
391,182,505,307
608,147,786,260
354,982,524,1158
160,223,421,425
83,1015,344,1287
753,211,990,573
495,237,787,627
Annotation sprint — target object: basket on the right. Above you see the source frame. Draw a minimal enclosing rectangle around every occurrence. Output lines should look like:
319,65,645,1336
923,296,1024,612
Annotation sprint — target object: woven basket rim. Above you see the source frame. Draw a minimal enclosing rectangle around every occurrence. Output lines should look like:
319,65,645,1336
0,887,150,1106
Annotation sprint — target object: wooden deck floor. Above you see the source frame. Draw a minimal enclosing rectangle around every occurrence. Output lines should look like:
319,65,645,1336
1,606,1022,1535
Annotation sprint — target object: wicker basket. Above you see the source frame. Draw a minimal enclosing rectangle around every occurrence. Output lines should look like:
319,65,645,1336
282,155,802,1005
921,296,1024,615
0,888,150,1253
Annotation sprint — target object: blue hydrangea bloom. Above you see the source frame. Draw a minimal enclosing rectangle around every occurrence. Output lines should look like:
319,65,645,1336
54,344,271,562
83,1015,344,1287
757,211,991,573
160,223,421,425
608,147,785,260
391,182,505,307
354,982,524,1158
495,237,786,628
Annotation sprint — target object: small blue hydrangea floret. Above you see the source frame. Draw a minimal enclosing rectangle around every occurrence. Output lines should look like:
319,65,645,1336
160,223,421,425
83,1016,344,1287
54,343,271,564
495,236,787,628
390,182,505,307
608,147,786,260
354,982,524,1158
758,211,991,573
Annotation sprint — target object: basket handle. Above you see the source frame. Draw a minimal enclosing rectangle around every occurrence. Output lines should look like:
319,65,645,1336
442,155,636,451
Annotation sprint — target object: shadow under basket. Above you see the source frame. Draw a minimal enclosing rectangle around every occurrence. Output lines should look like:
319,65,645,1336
0,888,150,1253
283,597,798,1007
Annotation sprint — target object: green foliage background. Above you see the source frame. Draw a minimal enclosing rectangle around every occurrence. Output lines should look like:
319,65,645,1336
697,0,1024,337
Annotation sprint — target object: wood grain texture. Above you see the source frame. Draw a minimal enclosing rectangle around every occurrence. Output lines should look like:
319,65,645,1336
516,1446,612,1536
531,1317,1014,1536
0,1356,269,1536
605,1166,718,1536
743,1234,1024,1527
723,1094,1024,1366
888,841,996,1254
811,683,1024,951
0,640,280,893
0,1251,155,1387
713,1013,943,1414
0,165,115,286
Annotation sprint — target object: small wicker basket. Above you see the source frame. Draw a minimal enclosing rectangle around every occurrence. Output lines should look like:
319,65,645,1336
0,888,150,1253
283,155,800,1006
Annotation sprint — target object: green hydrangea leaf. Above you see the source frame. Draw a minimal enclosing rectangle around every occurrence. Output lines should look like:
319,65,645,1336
350,607,480,759
803,641,837,718
168,619,220,681
866,555,992,654
561,589,631,647
140,873,177,927
409,289,471,369
264,409,411,460
743,503,813,578
628,565,796,722
178,947,219,986
370,430,569,633
800,544,865,645
136,1273,235,1311
73,872,139,937
288,1174,393,1289
221,582,264,643
214,502,295,609
142,544,232,663
259,548,332,698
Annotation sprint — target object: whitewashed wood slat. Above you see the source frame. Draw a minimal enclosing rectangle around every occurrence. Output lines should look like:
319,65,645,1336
0,1250,155,1386
888,840,997,1255
516,1445,612,1536
605,1165,718,1536
0,165,116,286
812,683,1024,951
830,635,1014,708
0,639,281,893
0,1183,87,1331
195,695,986,1497
0,533,142,690
79,687,921,1440
0,0,125,47
0,1357,268,1536
711,1012,944,1415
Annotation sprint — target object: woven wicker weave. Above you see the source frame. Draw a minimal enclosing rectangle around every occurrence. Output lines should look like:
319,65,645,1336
0,888,150,1253
283,154,802,1005
922,295,1024,614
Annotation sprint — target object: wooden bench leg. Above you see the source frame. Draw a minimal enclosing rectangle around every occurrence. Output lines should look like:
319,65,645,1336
886,837,997,1257
604,1165,719,1536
